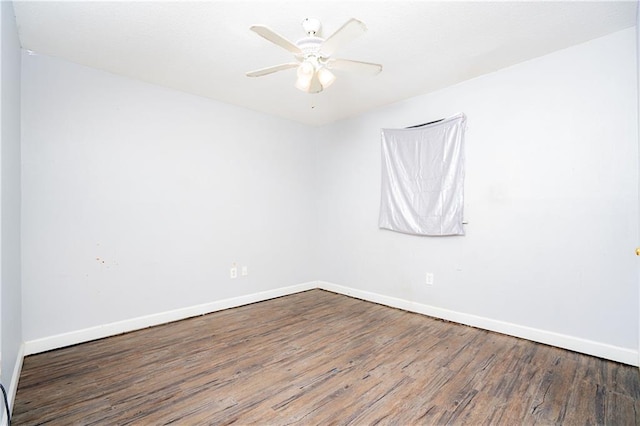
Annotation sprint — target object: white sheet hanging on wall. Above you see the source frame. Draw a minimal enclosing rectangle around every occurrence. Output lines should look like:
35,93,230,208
379,113,467,236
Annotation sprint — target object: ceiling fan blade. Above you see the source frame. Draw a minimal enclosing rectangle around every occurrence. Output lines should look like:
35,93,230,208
246,62,299,77
328,59,382,75
250,25,302,55
321,18,367,56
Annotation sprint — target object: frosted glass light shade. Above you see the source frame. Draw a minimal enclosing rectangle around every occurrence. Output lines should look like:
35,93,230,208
295,61,315,91
317,68,336,88
297,61,314,78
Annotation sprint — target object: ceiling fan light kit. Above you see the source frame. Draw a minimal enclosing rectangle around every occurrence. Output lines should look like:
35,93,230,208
247,17,382,94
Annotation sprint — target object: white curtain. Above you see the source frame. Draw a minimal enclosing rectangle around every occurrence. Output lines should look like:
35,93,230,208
379,113,466,236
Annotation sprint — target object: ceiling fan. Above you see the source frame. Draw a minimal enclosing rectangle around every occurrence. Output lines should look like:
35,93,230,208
246,18,382,94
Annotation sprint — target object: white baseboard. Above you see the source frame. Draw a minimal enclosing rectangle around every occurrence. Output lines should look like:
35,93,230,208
23,280,638,367
24,282,318,356
317,281,638,366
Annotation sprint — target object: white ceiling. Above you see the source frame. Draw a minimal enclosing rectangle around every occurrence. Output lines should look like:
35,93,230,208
13,1,637,126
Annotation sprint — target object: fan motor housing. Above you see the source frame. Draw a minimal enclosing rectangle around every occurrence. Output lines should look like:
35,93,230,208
296,36,324,58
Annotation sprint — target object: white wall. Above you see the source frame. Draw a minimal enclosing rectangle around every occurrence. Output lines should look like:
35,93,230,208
20,26,638,364
0,0,23,417
636,2,640,368
21,53,318,342
316,28,638,353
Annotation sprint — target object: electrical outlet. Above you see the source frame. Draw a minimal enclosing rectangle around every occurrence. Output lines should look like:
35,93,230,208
230,265,237,279
241,266,248,276
426,272,434,286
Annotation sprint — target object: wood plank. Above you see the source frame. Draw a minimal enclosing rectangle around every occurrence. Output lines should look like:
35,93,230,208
13,289,640,425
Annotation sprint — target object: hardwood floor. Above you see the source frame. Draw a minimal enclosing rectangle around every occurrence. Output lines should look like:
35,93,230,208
13,289,640,425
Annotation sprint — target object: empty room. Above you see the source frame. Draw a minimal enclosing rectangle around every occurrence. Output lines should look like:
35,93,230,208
1,0,639,424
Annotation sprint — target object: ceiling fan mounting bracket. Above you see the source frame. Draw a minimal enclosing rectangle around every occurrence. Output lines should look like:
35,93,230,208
302,18,321,36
